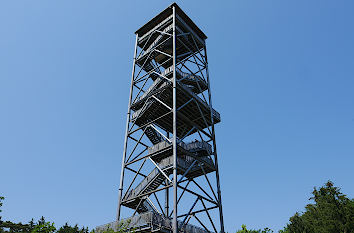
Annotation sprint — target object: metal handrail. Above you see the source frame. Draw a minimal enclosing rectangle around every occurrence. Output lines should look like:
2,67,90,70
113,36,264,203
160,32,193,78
96,212,211,233
125,143,214,201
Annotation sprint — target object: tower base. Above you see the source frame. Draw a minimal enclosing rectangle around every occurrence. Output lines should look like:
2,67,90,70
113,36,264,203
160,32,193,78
96,212,210,233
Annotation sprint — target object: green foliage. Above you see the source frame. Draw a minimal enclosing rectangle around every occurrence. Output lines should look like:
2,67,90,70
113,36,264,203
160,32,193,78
57,223,89,233
0,199,89,233
0,220,34,232
283,181,354,233
0,218,90,233
236,224,273,233
31,222,56,233
101,228,115,233
0,196,4,223
0,196,4,224
0,196,4,213
100,220,133,233
278,229,289,233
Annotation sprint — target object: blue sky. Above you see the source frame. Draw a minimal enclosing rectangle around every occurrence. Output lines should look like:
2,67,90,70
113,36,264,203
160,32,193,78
1,0,353,231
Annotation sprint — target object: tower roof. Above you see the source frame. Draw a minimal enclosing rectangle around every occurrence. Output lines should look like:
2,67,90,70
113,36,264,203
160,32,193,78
135,3,207,40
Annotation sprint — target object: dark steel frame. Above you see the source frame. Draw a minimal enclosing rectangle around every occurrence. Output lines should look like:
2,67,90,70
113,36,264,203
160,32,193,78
116,4,224,233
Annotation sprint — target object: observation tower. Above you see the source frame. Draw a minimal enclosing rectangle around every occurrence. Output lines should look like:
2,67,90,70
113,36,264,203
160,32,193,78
97,3,224,233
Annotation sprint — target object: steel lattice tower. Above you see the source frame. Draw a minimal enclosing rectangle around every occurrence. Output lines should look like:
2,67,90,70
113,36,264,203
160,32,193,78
98,3,224,233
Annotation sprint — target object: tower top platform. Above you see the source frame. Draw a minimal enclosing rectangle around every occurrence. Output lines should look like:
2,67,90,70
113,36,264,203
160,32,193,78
135,3,207,40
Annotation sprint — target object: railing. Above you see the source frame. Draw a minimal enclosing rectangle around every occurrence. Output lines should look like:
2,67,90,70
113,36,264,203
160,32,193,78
133,64,207,107
148,140,184,154
131,78,220,125
148,140,212,156
124,147,215,202
185,141,212,155
179,82,221,121
138,15,173,44
131,98,154,121
96,212,212,233
137,24,173,61
124,156,174,201
145,126,163,144
134,77,166,105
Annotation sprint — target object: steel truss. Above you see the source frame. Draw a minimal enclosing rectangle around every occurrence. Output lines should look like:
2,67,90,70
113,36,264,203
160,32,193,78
115,3,224,233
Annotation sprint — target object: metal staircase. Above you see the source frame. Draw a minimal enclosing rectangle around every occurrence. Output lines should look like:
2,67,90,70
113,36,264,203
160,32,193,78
122,141,215,214
144,126,163,145
130,66,220,139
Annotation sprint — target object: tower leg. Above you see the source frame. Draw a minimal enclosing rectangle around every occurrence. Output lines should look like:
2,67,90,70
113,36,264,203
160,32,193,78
116,34,138,222
204,45,225,233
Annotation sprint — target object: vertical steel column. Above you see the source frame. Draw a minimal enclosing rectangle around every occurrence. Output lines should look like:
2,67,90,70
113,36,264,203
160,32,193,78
204,44,225,233
165,179,169,216
166,131,170,216
172,5,178,233
116,34,139,222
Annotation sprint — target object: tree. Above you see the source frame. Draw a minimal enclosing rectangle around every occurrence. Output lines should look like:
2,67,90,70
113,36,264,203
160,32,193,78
0,220,33,232
57,223,89,233
0,196,3,230
283,181,354,233
236,224,273,233
0,197,90,233
0,197,5,233
99,220,133,233
0,197,4,213
31,222,56,233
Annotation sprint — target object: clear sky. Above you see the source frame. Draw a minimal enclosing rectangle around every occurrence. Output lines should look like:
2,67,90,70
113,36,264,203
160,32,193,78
1,0,353,231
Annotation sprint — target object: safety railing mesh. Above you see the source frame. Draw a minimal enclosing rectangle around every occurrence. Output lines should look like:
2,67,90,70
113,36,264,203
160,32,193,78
96,212,211,233
148,140,212,156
